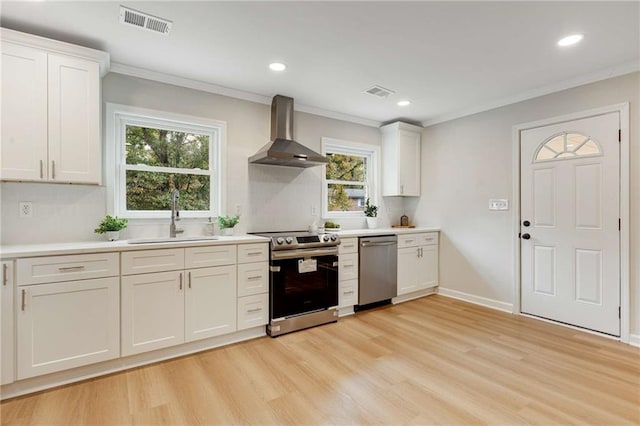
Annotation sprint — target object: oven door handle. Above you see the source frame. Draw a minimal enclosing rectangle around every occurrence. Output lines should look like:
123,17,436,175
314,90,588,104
271,247,339,260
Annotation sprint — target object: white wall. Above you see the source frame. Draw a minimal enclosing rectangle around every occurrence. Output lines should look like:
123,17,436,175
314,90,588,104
0,73,402,245
407,72,640,335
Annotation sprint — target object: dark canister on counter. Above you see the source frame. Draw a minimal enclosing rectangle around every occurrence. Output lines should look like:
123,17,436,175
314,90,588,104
400,214,409,226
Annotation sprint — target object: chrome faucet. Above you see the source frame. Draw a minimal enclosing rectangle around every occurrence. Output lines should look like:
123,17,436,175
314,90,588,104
170,189,184,238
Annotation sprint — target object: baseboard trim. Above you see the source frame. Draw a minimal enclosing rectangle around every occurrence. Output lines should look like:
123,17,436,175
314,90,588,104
392,287,438,304
629,334,640,348
437,287,513,313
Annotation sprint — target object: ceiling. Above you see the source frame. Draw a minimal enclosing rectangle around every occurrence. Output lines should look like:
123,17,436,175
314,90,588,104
1,1,638,127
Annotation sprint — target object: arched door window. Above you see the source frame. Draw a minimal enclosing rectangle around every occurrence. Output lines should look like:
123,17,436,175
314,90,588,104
534,132,602,162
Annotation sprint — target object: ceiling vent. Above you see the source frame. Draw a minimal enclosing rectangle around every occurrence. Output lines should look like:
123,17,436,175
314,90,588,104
364,85,395,98
119,6,172,35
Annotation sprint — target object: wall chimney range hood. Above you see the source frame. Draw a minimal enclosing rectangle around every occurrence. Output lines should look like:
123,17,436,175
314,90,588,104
249,95,329,168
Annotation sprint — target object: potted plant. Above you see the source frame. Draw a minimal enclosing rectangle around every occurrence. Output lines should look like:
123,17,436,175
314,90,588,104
94,215,128,241
217,215,240,236
364,198,378,229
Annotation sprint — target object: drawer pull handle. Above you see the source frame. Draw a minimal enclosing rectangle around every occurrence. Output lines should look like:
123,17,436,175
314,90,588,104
343,290,355,295
424,238,434,241
52,160,56,179
343,264,353,268
247,252,262,256
21,289,26,311
179,272,183,290
188,271,192,289
247,275,262,280
40,160,44,179
58,266,86,272
2,264,7,286
405,239,414,243
247,307,262,313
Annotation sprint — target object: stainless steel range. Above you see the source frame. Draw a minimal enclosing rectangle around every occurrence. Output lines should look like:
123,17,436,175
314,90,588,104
253,231,340,337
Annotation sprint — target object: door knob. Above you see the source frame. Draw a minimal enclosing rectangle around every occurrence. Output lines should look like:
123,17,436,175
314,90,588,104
521,233,531,240
523,220,531,227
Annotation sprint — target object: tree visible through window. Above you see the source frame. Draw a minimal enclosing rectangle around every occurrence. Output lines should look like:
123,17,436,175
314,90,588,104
125,125,211,211
326,152,367,212
322,138,377,217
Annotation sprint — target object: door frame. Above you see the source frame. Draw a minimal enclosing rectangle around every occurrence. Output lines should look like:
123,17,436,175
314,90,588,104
511,103,630,342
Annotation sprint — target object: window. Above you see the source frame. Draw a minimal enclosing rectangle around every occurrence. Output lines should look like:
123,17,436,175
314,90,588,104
534,132,602,162
106,104,225,218
322,138,378,217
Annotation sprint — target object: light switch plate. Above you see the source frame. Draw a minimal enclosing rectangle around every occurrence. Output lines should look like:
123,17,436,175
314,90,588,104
489,199,509,211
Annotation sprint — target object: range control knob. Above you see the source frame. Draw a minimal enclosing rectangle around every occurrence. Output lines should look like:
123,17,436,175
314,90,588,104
285,237,294,244
330,234,337,241
276,237,284,245
323,235,330,242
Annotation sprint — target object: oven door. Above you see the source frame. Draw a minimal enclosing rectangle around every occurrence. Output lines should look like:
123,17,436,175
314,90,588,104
270,248,339,320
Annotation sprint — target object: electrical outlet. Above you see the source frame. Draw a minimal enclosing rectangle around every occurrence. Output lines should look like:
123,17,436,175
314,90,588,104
19,202,33,218
311,205,318,216
235,204,242,215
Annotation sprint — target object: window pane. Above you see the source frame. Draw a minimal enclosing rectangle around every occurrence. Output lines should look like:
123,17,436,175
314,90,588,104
126,125,210,169
536,146,556,161
126,170,210,211
328,184,366,212
575,140,600,156
545,135,565,153
326,153,366,182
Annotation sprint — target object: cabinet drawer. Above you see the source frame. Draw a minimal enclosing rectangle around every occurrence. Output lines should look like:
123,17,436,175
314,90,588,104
237,293,268,330
237,262,269,297
185,245,236,269
418,232,438,246
237,243,269,264
121,248,184,275
339,279,358,308
338,238,358,255
339,253,358,281
17,253,119,285
397,234,421,248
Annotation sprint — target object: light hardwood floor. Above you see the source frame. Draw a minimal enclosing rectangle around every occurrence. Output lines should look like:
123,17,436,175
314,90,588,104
1,295,639,425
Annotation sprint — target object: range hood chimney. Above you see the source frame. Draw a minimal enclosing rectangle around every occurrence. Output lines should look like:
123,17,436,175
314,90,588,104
249,95,329,168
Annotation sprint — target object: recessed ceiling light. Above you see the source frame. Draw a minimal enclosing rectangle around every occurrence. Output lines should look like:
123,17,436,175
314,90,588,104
269,62,287,71
557,34,584,47
397,100,411,107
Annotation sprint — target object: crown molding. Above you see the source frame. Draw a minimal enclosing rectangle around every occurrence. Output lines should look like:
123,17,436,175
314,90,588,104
422,60,640,127
109,62,381,128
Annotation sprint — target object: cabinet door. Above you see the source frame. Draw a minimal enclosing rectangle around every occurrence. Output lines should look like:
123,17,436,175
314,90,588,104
339,253,358,281
185,265,236,342
237,262,268,297
16,277,119,379
237,293,269,331
1,43,48,181
417,245,439,290
1,261,15,385
339,278,358,308
398,129,421,196
47,54,100,184
397,247,419,295
121,271,184,356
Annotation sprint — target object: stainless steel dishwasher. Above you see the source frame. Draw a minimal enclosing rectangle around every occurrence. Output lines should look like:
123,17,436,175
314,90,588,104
357,235,397,308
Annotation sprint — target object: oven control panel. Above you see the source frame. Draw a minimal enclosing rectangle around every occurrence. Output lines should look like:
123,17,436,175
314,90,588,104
271,233,340,250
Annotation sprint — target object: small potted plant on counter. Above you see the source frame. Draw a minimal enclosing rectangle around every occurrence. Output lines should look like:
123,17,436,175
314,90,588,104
364,198,378,229
94,215,128,241
217,215,240,236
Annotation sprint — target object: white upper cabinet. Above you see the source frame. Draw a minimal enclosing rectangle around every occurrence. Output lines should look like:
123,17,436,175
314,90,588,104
0,28,109,184
381,122,422,196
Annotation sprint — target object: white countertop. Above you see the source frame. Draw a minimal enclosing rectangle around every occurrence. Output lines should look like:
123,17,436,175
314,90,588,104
335,227,440,237
0,235,269,258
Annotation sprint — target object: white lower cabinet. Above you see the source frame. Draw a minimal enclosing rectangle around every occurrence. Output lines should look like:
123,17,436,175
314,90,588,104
121,271,185,356
1,261,15,385
121,265,238,356
397,233,439,296
339,238,359,310
185,265,236,342
16,277,120,379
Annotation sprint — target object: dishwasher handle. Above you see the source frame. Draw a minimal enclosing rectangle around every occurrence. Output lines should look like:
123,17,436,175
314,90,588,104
360,241,397,248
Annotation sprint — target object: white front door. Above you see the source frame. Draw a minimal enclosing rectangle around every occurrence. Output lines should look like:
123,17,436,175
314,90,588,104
520,112,620,336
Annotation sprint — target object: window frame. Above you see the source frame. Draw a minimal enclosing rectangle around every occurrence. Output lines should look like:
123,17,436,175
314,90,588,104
321,137,379,219
105,103,226,219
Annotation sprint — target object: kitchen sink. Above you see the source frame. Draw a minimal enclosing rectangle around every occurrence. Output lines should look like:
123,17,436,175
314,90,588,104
127,236,219,244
